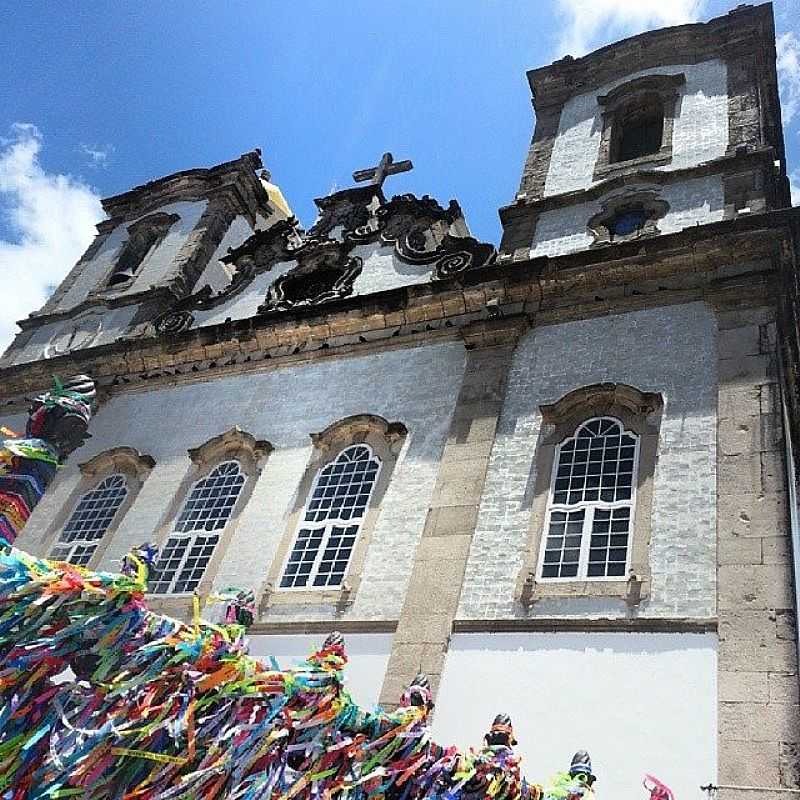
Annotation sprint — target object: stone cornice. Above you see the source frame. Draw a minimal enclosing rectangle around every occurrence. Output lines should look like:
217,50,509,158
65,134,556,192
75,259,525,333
452,617,718,634
101,151,272,228
527,3,775,111
0,208,796,407
499,146,779,223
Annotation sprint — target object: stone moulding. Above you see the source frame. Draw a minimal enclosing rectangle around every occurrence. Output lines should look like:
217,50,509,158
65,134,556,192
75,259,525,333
78,446,156,479
148,191,496,330
540,383,663,425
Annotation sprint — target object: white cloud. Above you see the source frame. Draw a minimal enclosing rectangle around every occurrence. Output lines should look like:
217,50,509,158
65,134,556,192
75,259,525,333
555,0,706,58
0,123,104,353
777,31,800,124
790,170,800,207
80,142,114,169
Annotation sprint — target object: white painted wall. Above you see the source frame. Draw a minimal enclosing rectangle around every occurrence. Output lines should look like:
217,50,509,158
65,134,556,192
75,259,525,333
190,241,434,332
192,215,254,294
460,302,717,620
531,175,726,258
16,342,467,623
2,304,140,366
53,200,208,313
544,59,728,198
248,632,393,709
432,632,717,800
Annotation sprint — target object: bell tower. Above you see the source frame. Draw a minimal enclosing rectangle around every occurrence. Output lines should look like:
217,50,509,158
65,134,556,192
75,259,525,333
498,3,789,261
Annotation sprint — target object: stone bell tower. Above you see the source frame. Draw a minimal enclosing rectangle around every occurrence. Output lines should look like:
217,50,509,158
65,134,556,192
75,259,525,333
1,151,291,367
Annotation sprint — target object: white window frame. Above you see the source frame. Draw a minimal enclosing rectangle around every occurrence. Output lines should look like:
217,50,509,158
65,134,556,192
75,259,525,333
50,473,128,566
536,416,640,583
279,444,382,592
150,459,246,595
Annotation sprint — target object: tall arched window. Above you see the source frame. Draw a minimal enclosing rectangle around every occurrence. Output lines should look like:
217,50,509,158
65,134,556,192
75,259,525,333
281,444,381,589
51,474,128,566
150,460,247,594
538,417,639,581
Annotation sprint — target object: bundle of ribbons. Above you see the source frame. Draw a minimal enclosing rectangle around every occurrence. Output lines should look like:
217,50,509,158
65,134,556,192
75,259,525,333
0,547,533,800
0,376,95,549
0,374,672,799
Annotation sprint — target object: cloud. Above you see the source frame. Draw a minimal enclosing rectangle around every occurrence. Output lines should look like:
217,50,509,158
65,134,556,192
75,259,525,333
790,170,800,207
0,123,104,354
777,31,800,124
554,0,706,58
80,142,115,169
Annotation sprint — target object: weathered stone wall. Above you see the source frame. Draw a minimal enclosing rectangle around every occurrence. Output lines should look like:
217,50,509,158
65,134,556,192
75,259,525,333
459,302,718,620
15,341,467,623
715,304,800,793
543,59,728,197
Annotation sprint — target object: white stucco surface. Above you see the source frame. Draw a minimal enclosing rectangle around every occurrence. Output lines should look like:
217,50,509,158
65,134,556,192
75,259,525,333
2,304,140,366
190,241,434,331
432,632,717,800
193,214,254,293
544,59,728,197
459,302,718,619
531,175,726,258
53,200,207,313
16,341,467,622
248,632,393,709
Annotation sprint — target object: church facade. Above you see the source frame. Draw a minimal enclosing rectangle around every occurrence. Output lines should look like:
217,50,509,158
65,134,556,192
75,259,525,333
2,4,800,798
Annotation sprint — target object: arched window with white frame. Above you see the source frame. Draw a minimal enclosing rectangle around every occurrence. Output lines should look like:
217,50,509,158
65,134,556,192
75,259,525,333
51,474,129,566
281,444,381,589
150,460,247,594
538,416,639,581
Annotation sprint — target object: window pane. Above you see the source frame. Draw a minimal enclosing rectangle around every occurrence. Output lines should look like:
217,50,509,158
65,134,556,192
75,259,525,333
284,445,381,589
542,509,585,578
51,474,128,566
551,419,637,506
587,507,631,578
152,461,245,593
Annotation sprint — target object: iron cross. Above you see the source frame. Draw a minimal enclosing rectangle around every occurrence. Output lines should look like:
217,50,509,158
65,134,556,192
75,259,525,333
352,152,413,190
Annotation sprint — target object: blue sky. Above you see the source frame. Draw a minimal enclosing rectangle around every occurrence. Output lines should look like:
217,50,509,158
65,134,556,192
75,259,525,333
1,1,798,348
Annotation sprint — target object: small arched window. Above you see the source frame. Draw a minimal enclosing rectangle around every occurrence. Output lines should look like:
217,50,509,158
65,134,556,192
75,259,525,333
613,98,665,163
51,474,128,566
281,444,381,589
106,212,178,288
150,460,247,594
539,417,639,581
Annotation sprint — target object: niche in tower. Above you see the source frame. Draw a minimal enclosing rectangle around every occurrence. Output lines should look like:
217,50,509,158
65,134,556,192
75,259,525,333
107,212,179,288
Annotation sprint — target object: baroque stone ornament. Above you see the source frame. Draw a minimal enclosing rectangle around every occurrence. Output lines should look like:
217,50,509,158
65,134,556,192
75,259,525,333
258,239,363,313
147,175,495,330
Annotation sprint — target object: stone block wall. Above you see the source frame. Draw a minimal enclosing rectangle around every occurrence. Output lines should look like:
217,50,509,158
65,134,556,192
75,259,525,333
715,304,800,793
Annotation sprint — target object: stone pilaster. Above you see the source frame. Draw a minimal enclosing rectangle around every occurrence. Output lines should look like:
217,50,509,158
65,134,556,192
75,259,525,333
716,305,800,797
378,316,527,708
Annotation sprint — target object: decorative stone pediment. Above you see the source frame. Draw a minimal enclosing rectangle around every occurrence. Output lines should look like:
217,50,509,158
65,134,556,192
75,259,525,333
79,446,156,479
540,383,663,425
258,239,363,313
147,178,496,332
187,427,272,468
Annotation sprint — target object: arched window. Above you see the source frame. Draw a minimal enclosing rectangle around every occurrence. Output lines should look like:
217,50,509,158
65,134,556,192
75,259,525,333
150,460,247,594
613,98,664,163
281,444,381,589
538,417,639,581
51,474,128,566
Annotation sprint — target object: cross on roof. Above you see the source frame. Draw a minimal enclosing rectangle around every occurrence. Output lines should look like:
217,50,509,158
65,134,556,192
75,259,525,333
352,152,413,190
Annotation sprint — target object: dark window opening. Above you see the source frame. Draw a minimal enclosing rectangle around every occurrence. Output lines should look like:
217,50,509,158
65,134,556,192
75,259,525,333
614,102,664,163
609,206,649,240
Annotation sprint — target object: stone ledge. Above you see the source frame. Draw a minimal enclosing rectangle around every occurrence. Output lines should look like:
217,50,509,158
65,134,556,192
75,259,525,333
451,616,717,634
